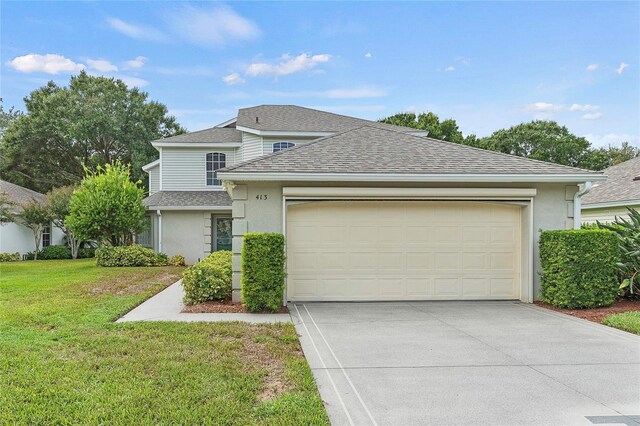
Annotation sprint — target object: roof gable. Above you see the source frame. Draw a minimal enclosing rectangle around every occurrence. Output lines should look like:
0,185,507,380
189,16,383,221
152,127,242,144
582,156,640,205
0,180,45,210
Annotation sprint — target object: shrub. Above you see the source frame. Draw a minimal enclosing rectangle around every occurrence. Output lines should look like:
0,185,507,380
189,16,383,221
0,252,20,262
182,251,232,305
96,245,168,267
599,208,640,297
169,254,186,266
241,233,285,313
77,247,96,259
23,251,36,261
540,229,619,308
40,245,72,260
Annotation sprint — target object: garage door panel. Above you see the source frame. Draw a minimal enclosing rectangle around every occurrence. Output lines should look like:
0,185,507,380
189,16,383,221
287,201,521,301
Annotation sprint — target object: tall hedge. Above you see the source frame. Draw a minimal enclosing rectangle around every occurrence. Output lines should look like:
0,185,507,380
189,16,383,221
540,229,619,308
241,233,285,312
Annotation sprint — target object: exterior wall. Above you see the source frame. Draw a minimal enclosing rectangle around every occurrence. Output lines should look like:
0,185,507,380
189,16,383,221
148,167,160,195
160,210,230,265
229,181,577,302
582,205,638,224
0,222,65,255
242,133,263,161
161,147,238,191
261,136,318,155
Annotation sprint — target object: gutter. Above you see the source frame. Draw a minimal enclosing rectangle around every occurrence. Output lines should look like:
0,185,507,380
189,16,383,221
573,181,593,229
156,210,162,253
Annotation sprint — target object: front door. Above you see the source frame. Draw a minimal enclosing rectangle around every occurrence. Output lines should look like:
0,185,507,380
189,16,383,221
212,215,232,251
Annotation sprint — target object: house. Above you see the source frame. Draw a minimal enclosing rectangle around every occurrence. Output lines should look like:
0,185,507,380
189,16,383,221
142,105,605,303
581,156,640,224
0,180,64,255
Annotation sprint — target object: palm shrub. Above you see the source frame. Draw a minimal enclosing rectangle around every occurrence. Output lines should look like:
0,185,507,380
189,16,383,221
599,208,640,297
241,233,285,313
182,251,232,304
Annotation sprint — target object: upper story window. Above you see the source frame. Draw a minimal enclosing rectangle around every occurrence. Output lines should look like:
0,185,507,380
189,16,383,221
272,142,295,153
206,153,226,186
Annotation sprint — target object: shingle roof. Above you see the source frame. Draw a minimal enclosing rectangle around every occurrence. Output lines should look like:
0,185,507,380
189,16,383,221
236,105,425,134
0,180,45,212
152,128,241,144
582,157,640,205
220,126,603,177
143,191,231,208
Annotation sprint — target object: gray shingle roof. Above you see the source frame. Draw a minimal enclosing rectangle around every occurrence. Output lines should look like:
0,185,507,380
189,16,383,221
237,105,425,134
143,191,231,208
0,180,45,211
220,126,603,176
582,157,640,205
152,128,241,144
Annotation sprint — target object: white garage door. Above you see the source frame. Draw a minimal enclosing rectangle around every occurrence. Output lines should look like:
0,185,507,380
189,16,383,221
286,201,521,301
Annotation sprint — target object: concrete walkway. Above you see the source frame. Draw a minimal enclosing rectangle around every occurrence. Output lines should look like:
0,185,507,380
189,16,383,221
291,301,640,426
116,280,290,323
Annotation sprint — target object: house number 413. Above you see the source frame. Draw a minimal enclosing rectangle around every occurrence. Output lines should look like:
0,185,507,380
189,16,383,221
256,194,268,200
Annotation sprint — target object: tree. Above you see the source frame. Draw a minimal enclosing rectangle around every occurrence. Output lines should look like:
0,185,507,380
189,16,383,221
45,185,81,258
66,162,146,246
0,71,185,193
0,99,23,140
479,120,594,168
380,112,465,143
0,193,16,224
19,201,51,260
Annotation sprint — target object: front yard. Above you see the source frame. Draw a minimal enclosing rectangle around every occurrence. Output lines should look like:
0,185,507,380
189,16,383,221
0,259,328,425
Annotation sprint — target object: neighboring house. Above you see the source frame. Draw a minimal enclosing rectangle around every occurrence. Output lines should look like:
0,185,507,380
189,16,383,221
581,156,640,224
0,180,64,255
143,105,605,303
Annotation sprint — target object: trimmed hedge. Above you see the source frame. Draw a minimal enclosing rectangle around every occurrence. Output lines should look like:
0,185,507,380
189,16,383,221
540,229,619,308
0,252,20,262
40,245,72,260
96,245,168,267
182,251,232,305
241,233,285,313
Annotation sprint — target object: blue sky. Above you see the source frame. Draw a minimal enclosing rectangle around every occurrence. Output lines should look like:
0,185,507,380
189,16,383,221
1,1,638,147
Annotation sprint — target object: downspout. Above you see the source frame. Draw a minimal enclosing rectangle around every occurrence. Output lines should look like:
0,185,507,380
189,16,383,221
573,181,593,229
156,210,162,252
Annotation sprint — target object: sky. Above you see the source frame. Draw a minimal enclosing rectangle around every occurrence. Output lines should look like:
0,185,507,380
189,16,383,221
1,1,639,147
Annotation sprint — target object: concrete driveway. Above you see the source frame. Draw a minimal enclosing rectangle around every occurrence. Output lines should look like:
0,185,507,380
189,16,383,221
290,302,640,426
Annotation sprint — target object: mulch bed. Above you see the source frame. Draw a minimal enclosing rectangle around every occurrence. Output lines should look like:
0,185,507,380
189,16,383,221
182,300,289,314
534,299,640,323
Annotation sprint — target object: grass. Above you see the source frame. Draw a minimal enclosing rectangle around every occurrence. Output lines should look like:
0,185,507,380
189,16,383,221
0,259,328,425
602,311,640,335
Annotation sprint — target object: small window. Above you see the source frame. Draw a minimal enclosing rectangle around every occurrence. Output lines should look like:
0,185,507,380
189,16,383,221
42,225,51,248
206,153,226,186
272,142,295,153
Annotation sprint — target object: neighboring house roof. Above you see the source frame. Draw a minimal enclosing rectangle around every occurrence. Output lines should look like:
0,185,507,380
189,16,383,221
219,126,603,181
236,105,427,134
0,180,45,213
151,128,242,144
582,156,640,207
143,191,231,209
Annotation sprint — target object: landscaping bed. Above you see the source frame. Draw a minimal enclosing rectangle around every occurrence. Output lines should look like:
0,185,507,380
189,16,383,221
534,299,640,323
182,299,289,314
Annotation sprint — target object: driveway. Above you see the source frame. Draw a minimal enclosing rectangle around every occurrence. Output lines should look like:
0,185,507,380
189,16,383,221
290,302,640,426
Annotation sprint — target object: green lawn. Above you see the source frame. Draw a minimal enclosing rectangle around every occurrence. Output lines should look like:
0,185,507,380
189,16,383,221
602,311,640,335
0,259,328,425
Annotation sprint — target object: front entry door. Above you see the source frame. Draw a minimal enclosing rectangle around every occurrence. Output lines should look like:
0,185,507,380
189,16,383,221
212,215,232,251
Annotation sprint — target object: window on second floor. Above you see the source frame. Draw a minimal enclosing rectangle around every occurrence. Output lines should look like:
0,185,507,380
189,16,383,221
206,153,226,186
272,142,295,152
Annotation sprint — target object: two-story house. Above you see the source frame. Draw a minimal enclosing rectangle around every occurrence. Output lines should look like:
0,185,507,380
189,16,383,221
143,105,604,304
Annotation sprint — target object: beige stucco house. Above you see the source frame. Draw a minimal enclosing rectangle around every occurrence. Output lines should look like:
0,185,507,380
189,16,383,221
581,156,640,224
142,105,604,304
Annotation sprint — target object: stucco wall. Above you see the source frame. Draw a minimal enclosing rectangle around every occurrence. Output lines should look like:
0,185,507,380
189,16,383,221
0,222,65,255
581,205,637,224
228,181,577,302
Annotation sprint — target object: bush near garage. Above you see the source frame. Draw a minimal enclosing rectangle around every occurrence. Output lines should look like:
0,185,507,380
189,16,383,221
169,254,186,267
540,229,619,308
40,245,72,260
96,245,168,267
182,251,232,305
0,252,20,262
241,233,286,313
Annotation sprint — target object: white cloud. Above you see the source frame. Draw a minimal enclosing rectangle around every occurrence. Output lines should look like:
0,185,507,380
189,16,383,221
616,62,629,75
526,102,564,112
167,5,260,47
125,56,147,69
246,53,331,77
117,75,149,88
8,54,85,74
583,133,640,148
455,57,471,66
364,52,372,59
581,112,603,120
569,104,599,112
586,63,599,71
86,58,118,72
223,72,245,85
107,18,166,41
445,66,455,72
263,86,387,99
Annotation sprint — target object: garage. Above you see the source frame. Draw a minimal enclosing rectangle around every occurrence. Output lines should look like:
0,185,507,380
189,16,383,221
286,200,522,301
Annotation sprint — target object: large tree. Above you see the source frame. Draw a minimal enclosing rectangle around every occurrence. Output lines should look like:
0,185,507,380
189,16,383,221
19,201,51,260
379,112,481,147
0,72,185,193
